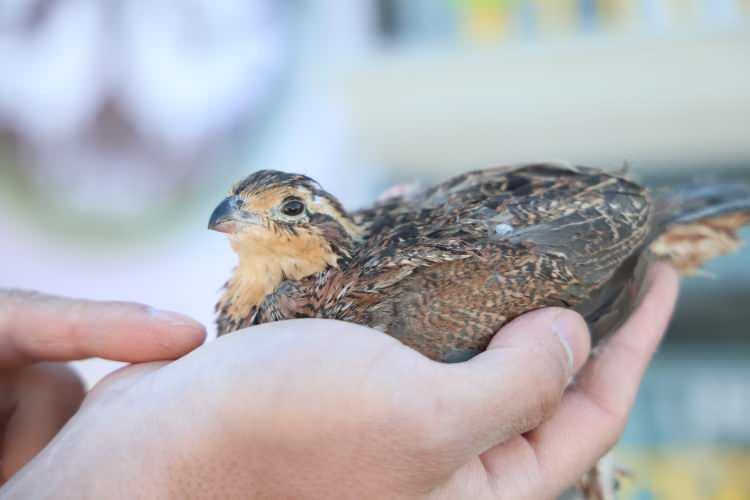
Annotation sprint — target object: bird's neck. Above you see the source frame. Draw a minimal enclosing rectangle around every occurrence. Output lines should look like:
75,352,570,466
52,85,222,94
219,231,347,321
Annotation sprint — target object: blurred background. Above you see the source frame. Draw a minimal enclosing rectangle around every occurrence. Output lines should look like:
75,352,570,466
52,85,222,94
1,0,749,497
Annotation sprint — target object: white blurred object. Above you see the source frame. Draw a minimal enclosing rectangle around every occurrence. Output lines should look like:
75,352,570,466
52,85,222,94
0,0,102,143
119,0,285,151
0,0,286,151
0,0,290,228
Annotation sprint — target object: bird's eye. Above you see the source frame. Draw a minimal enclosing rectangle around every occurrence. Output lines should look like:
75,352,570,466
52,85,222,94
281,199,305,217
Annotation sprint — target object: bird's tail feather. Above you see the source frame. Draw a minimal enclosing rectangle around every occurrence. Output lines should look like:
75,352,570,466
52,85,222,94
650,182,750,275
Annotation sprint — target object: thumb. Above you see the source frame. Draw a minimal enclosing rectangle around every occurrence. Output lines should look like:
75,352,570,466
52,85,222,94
423,308,591,460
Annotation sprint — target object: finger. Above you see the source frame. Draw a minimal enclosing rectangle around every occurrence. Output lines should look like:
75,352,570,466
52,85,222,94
1,363,85,480
522,263,679,494
0,289,206,366
420,308,591,460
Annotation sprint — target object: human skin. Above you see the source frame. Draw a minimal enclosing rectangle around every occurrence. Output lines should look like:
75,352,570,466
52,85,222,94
0,289,207,481
0,263,678,499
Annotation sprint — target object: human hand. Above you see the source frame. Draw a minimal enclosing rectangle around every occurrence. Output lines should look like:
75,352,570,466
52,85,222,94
0,263,678,499
0,289,206,482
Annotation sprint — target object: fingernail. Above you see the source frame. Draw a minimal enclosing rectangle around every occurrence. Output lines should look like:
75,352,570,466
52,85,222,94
550,311,580,373
148,308,203,329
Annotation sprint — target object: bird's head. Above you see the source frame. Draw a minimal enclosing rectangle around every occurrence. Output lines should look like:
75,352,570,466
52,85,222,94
209,170,362,286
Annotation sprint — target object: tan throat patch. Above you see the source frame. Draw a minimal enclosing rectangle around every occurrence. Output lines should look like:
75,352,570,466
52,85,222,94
220,224,340,320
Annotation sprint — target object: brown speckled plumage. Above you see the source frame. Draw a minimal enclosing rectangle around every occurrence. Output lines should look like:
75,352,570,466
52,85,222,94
211,163,750,362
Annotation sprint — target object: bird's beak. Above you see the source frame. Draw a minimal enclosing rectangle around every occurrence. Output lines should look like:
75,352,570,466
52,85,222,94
208,196,259,234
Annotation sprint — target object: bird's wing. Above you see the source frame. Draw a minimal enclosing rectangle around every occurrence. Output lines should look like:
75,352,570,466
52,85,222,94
345,163,654,361
359,163,651,282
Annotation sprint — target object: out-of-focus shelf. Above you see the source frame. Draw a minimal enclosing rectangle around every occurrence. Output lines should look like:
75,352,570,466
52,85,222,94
339,33,750,173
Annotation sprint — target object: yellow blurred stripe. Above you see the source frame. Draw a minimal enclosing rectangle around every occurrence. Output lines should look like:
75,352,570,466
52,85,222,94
615,449,750,499
599,0,637,30
531,0,578,34
455,0,517,42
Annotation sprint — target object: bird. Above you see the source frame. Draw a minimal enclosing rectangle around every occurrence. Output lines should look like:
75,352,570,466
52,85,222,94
208,163,750,362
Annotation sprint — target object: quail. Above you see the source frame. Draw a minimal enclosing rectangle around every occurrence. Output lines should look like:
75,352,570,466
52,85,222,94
209,163,750,362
